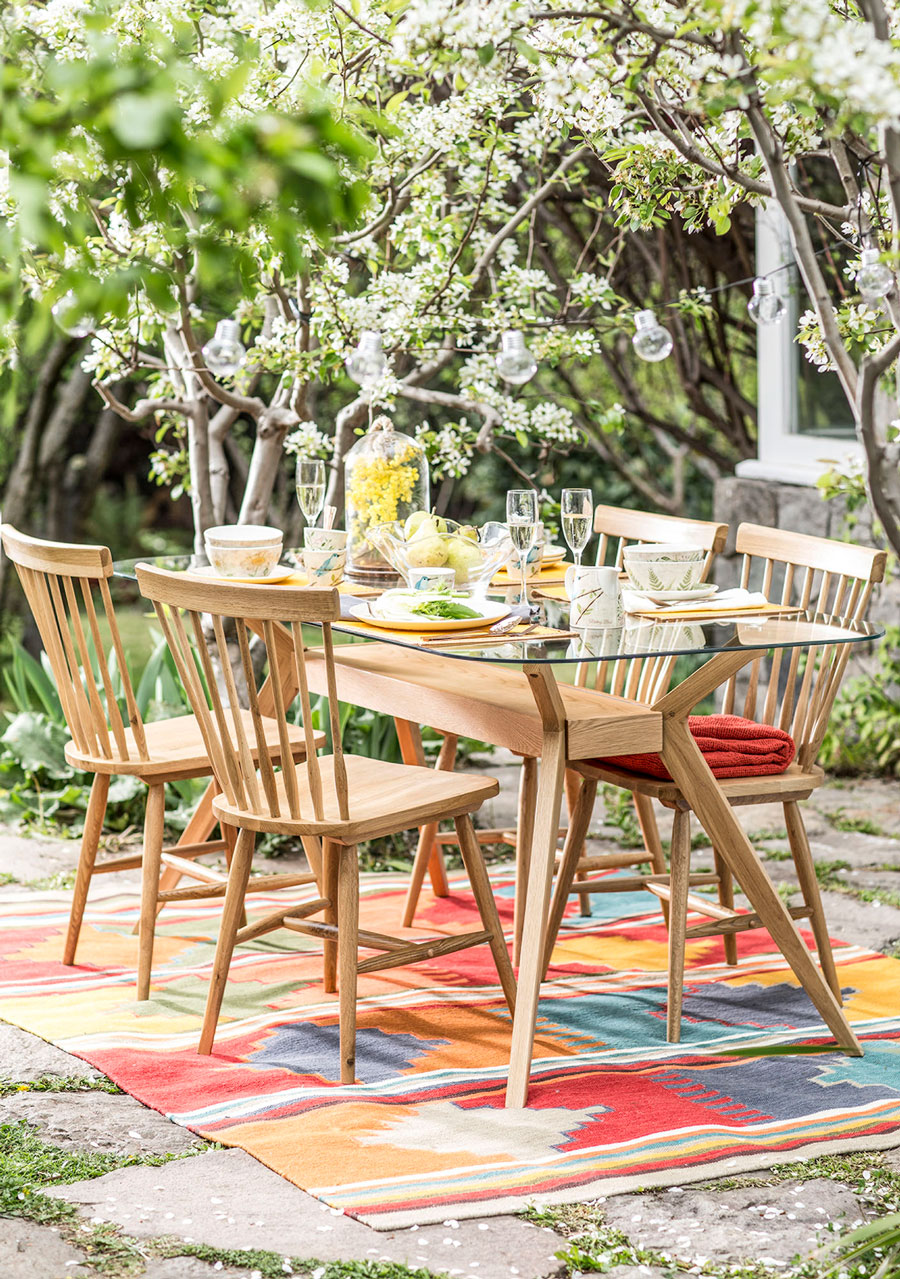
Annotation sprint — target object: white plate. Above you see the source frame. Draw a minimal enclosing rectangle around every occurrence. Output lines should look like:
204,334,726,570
631,584,718,603
541,545,566,563
349,599,510,632
186,563,298,585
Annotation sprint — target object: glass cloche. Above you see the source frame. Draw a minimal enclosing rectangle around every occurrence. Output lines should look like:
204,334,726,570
343,414,430,584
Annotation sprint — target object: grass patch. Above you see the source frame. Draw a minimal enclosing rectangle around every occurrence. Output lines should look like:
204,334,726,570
0,870,17,886
157,1246,443,1279
813,858,852,882
0,1074,121,1098
825,809,891,838
0,1118,203,1226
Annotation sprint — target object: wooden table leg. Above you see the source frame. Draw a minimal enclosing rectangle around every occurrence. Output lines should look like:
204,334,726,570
395,717,449,898
506,666,568,1108
659,714,861,1054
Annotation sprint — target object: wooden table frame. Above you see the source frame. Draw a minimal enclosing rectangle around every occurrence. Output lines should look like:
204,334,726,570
181,627,863,1109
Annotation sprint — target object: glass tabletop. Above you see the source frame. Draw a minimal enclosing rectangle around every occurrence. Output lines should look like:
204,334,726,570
113,555,882,666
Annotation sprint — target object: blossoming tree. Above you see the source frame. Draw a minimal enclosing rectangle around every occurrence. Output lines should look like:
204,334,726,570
7,0,900,560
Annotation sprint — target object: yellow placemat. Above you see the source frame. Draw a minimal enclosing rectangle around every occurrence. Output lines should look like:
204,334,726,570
628,603,804,621
491,561,573,587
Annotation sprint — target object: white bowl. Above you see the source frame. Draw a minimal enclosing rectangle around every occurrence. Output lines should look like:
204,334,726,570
622,542,706,563
204,525,284,548
304,527,348,553
622,543,705,592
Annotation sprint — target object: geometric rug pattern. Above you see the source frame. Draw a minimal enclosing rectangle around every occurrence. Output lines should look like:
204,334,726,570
1,869,899,1228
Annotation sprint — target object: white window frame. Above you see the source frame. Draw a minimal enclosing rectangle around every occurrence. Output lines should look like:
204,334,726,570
735,205,862,487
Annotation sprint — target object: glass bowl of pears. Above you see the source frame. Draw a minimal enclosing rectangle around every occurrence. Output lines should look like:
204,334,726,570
368,513,513,595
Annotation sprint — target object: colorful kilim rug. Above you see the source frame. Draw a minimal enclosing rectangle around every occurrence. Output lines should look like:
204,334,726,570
1,869,899,1228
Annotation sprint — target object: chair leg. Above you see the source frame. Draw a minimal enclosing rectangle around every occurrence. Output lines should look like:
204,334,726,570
337,843,359,1085
783,800,842,1002
634,791,669,926
566,769,593,917
63,773,110,965
541,778,598,979
402,734,457,927
455,813,517,1016
137,784,166,1001
713,846,739,965
322,838,339,994
666,806,691,1043
513,757,537,965
199,827,255,1055
221,821,247,930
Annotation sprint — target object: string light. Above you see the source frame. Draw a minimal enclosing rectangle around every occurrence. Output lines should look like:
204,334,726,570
51,291,93,338
495,330,538,385
201,319,246,377
747,277,786,326
632,310,673,362
856,248,894,304
345,330,388,386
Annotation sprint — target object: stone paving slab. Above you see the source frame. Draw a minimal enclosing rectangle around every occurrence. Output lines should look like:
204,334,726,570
600,1181,863,1266
0,1219,92,1278
0,1089,204,1156
48,1148,567,1279
0,1021,101,1083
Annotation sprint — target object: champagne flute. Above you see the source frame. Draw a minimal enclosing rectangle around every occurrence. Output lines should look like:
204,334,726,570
561,488,593,567
295,458,326,528
507,489,539,611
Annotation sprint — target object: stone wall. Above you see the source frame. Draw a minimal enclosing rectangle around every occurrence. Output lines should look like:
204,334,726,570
712,474,900,626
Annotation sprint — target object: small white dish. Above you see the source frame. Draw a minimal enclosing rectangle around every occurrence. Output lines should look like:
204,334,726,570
542,545,566,563
632,584,718,604
186,563,297,585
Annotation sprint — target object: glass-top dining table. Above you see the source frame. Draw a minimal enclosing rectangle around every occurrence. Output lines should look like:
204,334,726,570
114,555,882,1106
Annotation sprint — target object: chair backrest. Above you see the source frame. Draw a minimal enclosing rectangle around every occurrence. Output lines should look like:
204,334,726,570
721,523,886,769
1,524,148,763
136,563,344,823
578,504,729,701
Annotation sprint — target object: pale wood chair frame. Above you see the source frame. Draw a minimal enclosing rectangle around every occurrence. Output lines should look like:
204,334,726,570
136,564,516,1081
0,524,317,1000
544,522,886,1040
400,504,728,962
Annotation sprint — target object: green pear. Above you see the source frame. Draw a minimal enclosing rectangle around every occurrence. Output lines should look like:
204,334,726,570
445,538,483,582
459,525,478,542
406,535,449,568
404,510,432,540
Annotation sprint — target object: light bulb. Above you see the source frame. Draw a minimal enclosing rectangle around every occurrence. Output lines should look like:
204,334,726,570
747,277,786,325
201,319,246,377
857,248,894,303
632,310,673,362
51,291,93,338
495,330,538,385
345,331,387,387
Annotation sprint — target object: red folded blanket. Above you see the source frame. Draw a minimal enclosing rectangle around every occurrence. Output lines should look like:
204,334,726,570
600,714,796,780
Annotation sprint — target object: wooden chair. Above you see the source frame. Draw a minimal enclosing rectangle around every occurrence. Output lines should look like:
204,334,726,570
401,504,728,960
1,525,320,999
135,563,516,1080
545,523,886,1039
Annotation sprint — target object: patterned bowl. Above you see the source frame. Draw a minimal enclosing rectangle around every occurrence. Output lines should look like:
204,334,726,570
204,526,283,578
622,543,705,593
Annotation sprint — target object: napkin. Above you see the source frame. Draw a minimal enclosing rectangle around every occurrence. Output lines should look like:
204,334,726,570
622,587,768,615
597,714,796,780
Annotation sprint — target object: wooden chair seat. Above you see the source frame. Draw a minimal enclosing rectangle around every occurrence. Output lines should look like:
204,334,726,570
65,712,323,779
212,753,499,841
573,758,825,807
